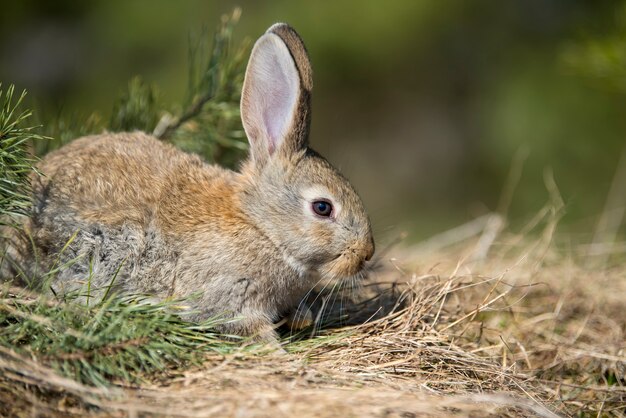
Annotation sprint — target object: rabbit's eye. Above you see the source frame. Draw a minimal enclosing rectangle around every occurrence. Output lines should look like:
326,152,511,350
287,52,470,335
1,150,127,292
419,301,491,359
312,200,333,217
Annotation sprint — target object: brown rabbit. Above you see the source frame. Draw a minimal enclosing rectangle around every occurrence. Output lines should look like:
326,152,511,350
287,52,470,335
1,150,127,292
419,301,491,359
10,23,374,342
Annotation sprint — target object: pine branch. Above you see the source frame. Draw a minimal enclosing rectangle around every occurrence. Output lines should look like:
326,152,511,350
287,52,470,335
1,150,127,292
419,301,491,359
0,287,238,387
152,8,249,168
35,8,248,168
153,89,214,140
0,84,47,225
109,76,159,133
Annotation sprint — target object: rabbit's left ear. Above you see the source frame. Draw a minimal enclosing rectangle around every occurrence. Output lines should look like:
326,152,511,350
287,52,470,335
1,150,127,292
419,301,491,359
241,23,313,168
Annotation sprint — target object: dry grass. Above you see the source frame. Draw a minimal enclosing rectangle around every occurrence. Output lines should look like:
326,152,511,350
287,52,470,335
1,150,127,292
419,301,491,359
1,221,625,417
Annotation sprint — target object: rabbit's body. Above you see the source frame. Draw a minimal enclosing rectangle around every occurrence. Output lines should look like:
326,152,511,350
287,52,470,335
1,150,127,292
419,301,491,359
7,23,374,341
29,132,310,334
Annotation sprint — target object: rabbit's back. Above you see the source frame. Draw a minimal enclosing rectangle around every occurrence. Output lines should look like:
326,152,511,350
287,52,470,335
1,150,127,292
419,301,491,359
37,132,209,226
24,132,238,297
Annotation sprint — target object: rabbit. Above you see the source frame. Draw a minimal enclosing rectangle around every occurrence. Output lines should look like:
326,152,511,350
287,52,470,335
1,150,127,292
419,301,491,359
9,23,375,343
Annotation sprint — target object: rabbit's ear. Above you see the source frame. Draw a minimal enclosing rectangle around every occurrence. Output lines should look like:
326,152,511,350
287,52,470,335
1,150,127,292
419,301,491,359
241,23,313,168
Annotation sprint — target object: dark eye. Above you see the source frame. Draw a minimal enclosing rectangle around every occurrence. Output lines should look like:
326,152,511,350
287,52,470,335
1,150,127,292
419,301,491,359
312,200,333,217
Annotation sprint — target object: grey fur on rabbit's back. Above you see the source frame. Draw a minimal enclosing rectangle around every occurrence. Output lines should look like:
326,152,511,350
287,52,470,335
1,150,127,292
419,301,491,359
12,23,375,340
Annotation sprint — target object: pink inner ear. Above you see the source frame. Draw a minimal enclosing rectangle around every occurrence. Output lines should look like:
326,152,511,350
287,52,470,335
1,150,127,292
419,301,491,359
262,49,298,154
243,34,299,158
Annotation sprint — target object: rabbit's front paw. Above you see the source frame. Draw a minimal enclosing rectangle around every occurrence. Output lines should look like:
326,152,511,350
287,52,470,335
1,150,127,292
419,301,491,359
285,304,313,330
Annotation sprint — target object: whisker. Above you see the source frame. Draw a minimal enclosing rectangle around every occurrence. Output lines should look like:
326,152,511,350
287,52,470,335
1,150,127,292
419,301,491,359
290,273,327,339
328,279,342,326
310,280,333,338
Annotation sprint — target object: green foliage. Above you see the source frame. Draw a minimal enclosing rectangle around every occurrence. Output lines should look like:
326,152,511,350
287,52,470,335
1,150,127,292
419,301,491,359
561,2,626,93
109,76,160,133
103,8,249,168
158,8,249,168
37,8,249,169
0,84,46,225
0,287,237,387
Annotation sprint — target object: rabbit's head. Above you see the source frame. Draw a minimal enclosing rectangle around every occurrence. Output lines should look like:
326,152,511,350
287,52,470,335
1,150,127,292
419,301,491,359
239,24,374,281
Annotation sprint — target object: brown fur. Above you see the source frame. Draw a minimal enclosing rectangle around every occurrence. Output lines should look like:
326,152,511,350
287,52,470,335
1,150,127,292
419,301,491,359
5,24,374,343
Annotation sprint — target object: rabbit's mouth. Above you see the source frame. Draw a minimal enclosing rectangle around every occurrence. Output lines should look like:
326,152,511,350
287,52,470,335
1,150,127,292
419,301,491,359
319,251,371,280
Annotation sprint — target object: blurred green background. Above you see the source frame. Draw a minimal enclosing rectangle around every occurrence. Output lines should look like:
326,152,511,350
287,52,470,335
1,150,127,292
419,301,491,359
1,0,625,242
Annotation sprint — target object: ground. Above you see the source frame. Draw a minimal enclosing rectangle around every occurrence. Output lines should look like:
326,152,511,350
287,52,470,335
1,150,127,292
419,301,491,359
1,217,625,417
